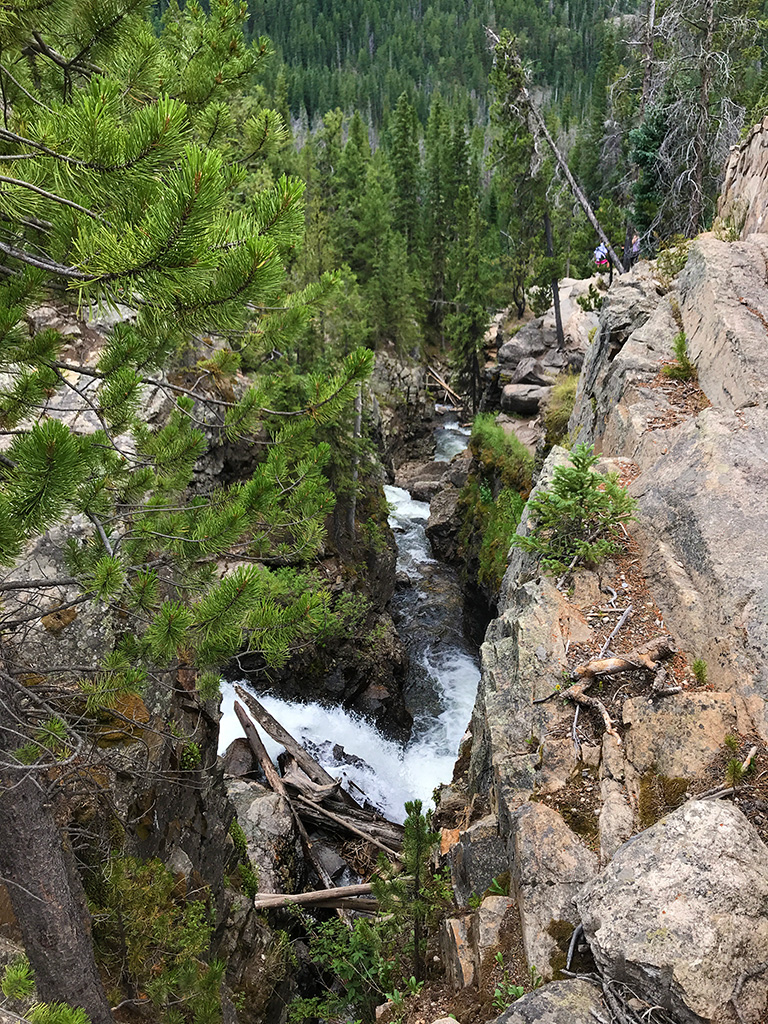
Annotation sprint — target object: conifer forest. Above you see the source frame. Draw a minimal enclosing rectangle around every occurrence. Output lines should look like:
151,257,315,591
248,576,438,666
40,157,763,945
1,0,768,1022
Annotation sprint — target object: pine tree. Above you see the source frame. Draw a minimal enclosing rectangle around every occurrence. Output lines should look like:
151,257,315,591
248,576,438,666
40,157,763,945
387,93,423,260
0,1,372,1017
371,800,447,984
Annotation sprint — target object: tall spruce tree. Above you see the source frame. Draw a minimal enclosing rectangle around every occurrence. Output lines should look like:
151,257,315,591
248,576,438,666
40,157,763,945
0,0,372,1017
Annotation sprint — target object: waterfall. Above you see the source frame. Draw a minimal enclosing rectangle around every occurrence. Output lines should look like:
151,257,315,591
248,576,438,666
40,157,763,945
219,419,479,823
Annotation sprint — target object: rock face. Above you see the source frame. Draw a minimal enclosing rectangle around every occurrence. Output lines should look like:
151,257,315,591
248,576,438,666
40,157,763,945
509,803,597,977
577,800,768,1024
571,234,768,739
482,279,600,425
370,349,435,472
718,117,768,238
445,234,768,1022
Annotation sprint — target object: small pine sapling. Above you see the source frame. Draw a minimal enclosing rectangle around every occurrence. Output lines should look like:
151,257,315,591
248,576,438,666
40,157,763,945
512,443,636,576
692,658,708,686
725,758,746,791
663,330,696,381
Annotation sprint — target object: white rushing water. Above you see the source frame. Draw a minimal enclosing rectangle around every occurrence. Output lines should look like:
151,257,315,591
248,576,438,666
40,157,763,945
434,417,471,462
218,422,480,823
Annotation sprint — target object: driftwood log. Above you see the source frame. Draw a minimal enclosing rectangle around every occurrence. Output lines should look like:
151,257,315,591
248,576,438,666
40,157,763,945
282,763,342,803
294,794,401,861
233,701,352,924
574,635,676,681
252,882,375,910
235,684,360,809
565,636,678,746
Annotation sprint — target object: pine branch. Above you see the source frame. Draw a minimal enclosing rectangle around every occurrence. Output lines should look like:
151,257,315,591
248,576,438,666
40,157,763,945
0,62,53,112
0,239,87,277
0,578,78,591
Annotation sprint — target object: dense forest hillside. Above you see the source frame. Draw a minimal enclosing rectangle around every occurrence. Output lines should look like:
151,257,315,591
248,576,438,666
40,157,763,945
246,0,640,123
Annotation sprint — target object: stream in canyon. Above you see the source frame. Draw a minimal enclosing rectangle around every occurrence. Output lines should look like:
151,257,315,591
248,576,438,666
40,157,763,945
218,417,480,823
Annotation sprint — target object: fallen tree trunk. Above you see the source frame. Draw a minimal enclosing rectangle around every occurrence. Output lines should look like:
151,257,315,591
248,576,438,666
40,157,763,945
253,882,376,910
235,685,359,808
283,763,342,803
297,798,404,847
234,702,351,924
294,794,402,861
574,636,676,681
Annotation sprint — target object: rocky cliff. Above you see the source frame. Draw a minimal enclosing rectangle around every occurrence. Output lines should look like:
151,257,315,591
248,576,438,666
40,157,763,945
437,236,768,1024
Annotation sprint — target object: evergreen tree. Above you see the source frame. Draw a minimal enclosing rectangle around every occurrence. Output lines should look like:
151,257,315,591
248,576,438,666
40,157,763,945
0,1,372,1017
446,191,489,413
387,92,423,259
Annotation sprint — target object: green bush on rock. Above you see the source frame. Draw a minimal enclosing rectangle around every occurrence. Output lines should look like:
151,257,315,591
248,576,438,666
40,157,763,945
513,443,636,576
458,415,533,594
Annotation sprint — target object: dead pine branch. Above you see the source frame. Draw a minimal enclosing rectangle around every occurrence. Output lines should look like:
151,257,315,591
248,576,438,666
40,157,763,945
252,882,376,911
234,684,360,808
294,794,402,862
565,681,622,746
573,636,677,683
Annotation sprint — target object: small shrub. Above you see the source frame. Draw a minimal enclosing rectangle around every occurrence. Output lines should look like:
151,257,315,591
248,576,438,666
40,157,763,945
89,855,222,1022
656,235,691,289
526,284,551,317
576,284,602,312
543,372,578,448
179,741,201,770
662,330,696,381
469,414,534,492
692,658,708,685
725,758,746,790
724,734,740,754
512,443,636,576
2,957,34,999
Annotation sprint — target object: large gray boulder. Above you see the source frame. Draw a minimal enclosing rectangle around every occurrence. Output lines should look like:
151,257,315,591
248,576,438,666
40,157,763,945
490,979,605,1024
577,799,768,1024
509,802,598,978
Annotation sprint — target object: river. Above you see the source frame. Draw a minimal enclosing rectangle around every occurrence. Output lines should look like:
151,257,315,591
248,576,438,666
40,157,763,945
218,417,480,823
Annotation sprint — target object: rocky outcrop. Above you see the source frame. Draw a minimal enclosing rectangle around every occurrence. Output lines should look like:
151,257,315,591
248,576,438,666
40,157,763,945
508,803,597,978
443,233,768,1022
491,979,605,1024
718,117,768,239
571,234,768,739
483,278,600,425
370,349,436,473
577,800,768,1024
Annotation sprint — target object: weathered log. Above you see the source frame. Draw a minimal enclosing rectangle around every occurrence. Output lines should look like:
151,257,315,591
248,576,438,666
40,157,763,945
298,799,404,847
574,635,676,681
253,882,375,910
234,702,350,924
294,794,401,860
283,763,342,803
235,684,359,808
234,701,287,798
426,365,462,405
